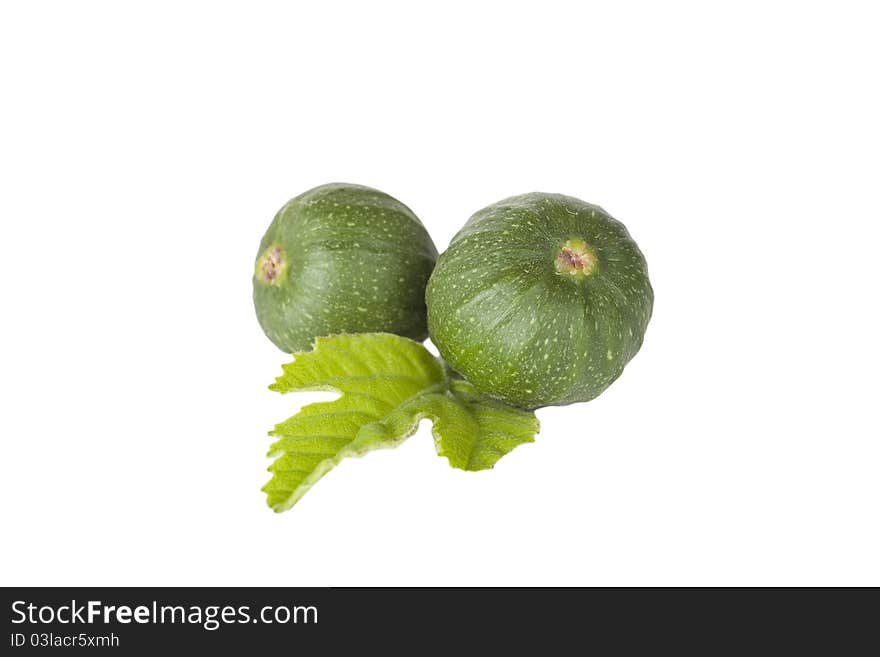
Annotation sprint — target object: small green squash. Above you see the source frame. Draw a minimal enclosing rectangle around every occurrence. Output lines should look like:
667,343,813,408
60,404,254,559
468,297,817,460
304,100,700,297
254,183,438,353
426,192,653,409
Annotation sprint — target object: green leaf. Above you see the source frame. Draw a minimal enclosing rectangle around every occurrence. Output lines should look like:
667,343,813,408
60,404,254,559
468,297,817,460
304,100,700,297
263,333,446,512
438,380,539,469
358,380,539,471
263,333,539,511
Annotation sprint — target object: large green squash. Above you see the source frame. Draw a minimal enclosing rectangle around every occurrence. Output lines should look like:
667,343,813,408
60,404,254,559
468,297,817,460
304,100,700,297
254,183,438,353
426,192,653,409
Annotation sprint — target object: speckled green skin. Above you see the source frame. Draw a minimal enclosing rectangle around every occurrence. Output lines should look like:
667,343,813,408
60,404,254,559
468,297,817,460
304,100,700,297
254,183,438,353
426,193,653,409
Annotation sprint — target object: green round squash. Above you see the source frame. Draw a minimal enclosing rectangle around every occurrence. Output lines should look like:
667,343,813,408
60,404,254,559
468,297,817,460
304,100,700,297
254,183,438,353
426,192,653,409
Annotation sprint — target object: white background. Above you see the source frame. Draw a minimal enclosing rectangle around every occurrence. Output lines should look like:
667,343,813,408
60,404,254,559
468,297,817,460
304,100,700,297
1,1,878,586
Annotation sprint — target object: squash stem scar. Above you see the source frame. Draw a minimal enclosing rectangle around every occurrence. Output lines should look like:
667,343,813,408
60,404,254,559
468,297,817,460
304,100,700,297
256,244,288,285
555,239,597,277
